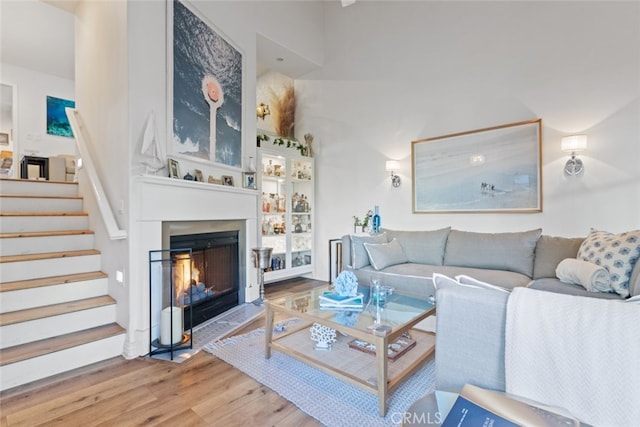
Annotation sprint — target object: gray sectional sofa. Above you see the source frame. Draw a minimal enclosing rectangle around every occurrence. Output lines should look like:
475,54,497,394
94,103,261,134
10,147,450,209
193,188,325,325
341,228,640,300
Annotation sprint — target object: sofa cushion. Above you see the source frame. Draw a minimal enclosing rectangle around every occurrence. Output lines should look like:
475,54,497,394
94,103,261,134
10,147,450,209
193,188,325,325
381,227,450,265
528,278,623,299
444,229,542,277
363,238,408,270
532,235,584,279
350,233,388,269
577,229,640,298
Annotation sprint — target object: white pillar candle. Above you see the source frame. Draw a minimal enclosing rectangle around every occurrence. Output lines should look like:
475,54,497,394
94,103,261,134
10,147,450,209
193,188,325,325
160,306,183,345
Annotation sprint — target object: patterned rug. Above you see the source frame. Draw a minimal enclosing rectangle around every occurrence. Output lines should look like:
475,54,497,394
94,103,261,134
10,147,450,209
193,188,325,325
203,319,435,427
149,303,264,363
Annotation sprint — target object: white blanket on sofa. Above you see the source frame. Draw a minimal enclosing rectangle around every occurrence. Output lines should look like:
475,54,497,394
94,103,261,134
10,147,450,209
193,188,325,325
505,288,640,427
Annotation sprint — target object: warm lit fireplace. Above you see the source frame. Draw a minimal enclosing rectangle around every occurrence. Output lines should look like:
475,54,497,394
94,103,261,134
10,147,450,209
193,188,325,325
170,231,240,329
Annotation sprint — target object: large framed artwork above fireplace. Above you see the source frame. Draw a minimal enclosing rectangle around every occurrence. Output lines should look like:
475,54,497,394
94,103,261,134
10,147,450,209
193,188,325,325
128,175,259,358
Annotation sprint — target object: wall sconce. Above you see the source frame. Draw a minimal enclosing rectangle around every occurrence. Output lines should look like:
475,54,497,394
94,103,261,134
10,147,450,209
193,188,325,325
385,160,401,187
561,134,587,175
256,103,270,120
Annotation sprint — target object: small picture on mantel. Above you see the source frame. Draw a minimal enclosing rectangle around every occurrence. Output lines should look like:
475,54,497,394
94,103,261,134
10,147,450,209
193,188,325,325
243,172,256,189
168,158,181,179
194,169,204,182
222,175,234,186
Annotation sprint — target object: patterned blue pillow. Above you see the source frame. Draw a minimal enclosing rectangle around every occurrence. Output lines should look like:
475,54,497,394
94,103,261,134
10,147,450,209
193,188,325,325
577,230,640,297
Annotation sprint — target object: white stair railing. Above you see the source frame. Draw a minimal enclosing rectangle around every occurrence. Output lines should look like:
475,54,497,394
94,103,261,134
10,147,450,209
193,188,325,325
65,108,127,240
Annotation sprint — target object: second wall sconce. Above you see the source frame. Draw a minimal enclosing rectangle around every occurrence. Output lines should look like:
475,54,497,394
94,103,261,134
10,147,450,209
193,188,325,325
561,134,587,175
385,160,401,187
256,103,270,120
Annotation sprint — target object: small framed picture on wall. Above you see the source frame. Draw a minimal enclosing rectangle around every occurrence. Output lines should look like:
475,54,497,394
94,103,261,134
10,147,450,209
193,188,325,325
243,172,256,189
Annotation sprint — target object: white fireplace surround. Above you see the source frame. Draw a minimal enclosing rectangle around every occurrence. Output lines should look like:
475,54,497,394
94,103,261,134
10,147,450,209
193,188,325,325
128,175,259,357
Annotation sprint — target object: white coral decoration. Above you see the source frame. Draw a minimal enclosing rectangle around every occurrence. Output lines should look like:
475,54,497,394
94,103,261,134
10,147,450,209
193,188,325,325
310,323,337,349
334,271,358,296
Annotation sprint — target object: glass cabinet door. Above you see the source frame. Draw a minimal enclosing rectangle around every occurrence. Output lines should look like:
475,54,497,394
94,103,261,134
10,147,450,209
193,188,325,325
258,148,314,282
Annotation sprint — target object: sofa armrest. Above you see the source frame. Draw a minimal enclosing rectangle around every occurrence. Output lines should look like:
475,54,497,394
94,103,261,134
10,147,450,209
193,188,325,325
435,285,509,393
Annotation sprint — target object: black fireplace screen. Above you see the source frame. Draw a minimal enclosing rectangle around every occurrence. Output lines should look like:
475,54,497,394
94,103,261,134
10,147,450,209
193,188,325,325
170,231,239,328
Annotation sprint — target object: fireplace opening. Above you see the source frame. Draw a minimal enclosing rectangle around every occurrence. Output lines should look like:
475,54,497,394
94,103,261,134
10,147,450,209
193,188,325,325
170,230,239,329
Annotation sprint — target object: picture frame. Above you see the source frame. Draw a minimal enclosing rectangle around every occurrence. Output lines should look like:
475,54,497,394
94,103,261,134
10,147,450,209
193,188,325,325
242,172,256,189
168,158,181,179
222,175,234,187
0,132,8,145
168,0,243,169
194,169,204,182
412,118,542,213
46,96,75,138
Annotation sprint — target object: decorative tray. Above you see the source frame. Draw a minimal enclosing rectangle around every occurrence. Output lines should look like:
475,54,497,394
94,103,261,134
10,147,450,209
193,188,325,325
348,334,416,361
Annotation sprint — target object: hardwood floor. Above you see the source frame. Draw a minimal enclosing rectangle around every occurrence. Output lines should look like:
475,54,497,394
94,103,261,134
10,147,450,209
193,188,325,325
0,278,328,427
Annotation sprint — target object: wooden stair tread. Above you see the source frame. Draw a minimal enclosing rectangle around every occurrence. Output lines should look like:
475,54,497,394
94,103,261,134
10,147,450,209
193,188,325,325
0,194,82,200
0,295,116,326
0,249,100,264
0,271,108,293
0,212,88,217
0,323,124,366
0,230,94,239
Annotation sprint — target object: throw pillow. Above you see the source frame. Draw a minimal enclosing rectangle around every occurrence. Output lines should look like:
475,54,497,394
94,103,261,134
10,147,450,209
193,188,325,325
380,227,451,265
443,229,542,277
350,233,388,269
555,258,612,293
363,238,408,270
577,229,640,298
532,235,585,279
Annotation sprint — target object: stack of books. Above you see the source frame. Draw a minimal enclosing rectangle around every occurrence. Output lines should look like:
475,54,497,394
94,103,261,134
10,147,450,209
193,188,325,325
318,292,364,311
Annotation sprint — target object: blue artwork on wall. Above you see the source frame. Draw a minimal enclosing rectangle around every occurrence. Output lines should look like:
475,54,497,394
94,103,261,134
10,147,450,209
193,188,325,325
172,0,243,168
46,96,75,138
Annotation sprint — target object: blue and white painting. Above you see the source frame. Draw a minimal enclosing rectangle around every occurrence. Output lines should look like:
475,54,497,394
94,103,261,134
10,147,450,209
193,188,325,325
46,96,75,138
172,0,242,168
413,120,541,213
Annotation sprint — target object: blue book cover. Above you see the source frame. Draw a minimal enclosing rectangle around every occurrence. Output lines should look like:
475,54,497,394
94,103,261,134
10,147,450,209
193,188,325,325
442,395,519,427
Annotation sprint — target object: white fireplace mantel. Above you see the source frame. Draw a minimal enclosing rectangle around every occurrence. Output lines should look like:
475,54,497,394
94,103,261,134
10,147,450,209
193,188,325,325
126,175,259,358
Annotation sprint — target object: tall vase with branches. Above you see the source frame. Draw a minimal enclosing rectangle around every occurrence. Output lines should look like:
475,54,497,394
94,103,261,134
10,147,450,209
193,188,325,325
271,84,296,138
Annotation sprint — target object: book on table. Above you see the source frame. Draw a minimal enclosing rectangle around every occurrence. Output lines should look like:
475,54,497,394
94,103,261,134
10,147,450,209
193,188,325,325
441,384,585,427
318,292,364,309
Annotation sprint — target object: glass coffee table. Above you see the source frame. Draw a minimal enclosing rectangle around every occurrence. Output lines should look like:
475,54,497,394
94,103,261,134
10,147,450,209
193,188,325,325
264,286,436,416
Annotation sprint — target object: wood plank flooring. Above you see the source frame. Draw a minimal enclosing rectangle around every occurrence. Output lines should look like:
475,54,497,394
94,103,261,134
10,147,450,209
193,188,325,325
0,278,328,426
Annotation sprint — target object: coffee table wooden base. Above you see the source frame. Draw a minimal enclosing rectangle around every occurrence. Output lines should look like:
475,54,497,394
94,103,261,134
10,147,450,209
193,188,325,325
264,301,436,416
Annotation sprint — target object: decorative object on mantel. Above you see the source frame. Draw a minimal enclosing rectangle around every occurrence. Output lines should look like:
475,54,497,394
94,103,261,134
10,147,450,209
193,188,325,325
168,158,181,179
271,83,296,138
138,111,167,175
222,175,234,186
243,172,256,189
309,322,337,350
304,133,314,157
183,172,194,180
208,176,222,185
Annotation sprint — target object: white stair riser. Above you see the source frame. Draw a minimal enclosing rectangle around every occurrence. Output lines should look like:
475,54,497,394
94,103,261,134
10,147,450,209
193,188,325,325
0,333,125,392
1,278,108,313
0,181,78,197
1,304,116,348
0,197,83,213
0,254,101,282
0,234,94,257
0,216,88,233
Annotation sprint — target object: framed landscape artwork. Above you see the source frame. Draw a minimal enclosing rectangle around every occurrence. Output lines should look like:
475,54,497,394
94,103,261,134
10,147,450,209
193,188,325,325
412,118,542,213
168,0,243,169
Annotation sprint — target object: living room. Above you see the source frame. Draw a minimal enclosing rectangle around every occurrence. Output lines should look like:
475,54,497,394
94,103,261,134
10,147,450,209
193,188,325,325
1,0,639,418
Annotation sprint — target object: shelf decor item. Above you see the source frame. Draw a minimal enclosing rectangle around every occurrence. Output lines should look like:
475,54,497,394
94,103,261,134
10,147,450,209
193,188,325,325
309,322,337,350
148,249,193,360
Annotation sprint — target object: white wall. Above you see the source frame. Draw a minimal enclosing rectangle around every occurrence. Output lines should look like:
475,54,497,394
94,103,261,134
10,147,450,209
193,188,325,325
295,1,640,280
75,0,130,328
0,64,75,161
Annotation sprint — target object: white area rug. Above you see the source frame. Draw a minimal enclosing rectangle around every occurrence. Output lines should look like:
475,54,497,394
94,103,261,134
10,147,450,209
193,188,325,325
203,319,435,427
150,303,264,363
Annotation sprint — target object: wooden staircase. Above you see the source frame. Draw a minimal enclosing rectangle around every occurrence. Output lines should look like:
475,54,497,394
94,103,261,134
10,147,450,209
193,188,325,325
0,178,125,392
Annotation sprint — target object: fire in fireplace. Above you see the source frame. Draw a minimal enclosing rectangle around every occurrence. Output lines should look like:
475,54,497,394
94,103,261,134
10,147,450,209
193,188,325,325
170,231,239,329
